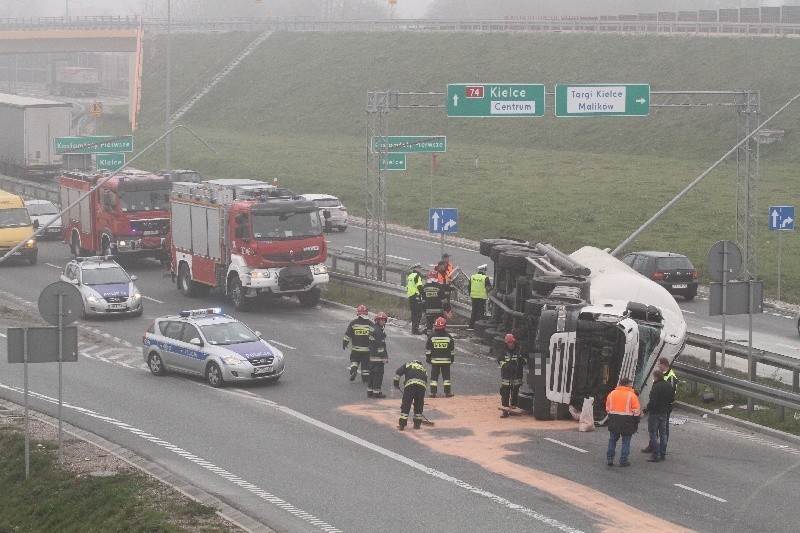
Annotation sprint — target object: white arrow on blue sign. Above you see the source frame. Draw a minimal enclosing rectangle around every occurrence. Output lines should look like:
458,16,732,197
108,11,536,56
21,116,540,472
429,208,458,234
768,205,794,231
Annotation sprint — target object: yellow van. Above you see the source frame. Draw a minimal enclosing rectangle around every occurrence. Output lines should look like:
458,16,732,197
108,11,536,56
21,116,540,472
0,189,37,265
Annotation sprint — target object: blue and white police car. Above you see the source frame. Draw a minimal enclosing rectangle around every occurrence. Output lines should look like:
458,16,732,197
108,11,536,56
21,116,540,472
142,308,285,387
60,256,143,318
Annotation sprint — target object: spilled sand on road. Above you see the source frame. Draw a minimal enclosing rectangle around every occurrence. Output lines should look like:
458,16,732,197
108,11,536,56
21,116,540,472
341,394,689,533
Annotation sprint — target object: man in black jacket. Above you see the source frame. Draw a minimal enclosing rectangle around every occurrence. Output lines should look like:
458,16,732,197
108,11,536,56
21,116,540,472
645,369,674,463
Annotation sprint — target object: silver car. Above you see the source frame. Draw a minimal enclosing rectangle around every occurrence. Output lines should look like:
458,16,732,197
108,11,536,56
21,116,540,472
300,194,348,232
60,256,143,318
25,199,62,240
142,308,285,387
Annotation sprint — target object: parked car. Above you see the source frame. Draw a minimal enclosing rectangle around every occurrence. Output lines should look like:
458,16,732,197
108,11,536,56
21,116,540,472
300,193,348,232
24,199,62,240
620,251,699,301
142,308,285,387
60,256,143,317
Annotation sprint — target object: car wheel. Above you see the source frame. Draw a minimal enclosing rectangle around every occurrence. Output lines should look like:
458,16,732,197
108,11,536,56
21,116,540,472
178,263,197,297
206,362,224,387
337,226,347,232
228,276,250,311
684,289,697,302
28,251,37,266
148,352,166,376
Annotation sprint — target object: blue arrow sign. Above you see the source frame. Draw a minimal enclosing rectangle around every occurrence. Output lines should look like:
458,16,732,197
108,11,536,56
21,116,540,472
768,205,794,231
429,208,458,234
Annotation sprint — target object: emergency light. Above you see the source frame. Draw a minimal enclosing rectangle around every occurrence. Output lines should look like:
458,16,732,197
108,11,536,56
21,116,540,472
76,255,114,263
180,308,223,317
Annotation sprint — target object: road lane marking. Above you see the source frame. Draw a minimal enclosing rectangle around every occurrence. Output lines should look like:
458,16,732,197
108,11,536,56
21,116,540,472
675,484,727,502
141,295,163,303
387,254,410,261
681,309,695,314
220,388,585,532
344,245,364,252
544,437,588,453
268,340,296,350
0,332,5,338
46,263,61,269
0,383,342,533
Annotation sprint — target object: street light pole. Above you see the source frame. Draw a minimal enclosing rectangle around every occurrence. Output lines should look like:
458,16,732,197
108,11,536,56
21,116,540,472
165,0,172,174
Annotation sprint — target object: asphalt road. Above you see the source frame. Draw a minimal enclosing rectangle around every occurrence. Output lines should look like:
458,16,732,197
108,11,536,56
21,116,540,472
1,239,800,532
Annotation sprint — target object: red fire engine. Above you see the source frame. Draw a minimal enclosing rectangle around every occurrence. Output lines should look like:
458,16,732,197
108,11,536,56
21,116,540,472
170,179,329,310
59,169,171,260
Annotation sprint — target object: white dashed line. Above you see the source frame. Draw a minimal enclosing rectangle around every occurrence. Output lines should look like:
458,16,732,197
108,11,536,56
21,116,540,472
142,295,163,303
675,484,727,502
46,263,61,269
544,437,588,453
268,340,296,350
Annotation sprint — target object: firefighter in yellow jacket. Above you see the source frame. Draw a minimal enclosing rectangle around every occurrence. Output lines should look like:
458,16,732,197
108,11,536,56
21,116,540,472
343,304,373,382
426,316,455,398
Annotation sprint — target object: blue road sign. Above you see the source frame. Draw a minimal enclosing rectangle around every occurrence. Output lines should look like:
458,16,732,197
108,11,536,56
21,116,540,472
768,205,795,231
429,208,458,234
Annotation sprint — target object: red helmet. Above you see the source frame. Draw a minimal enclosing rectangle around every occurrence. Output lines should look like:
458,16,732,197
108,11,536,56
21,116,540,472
375,311,388,323
504,333,516,347
434,317,447,330
356,304,368,316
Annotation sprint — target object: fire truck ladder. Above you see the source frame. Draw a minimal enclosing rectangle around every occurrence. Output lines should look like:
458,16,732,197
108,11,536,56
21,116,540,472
170,29,273,124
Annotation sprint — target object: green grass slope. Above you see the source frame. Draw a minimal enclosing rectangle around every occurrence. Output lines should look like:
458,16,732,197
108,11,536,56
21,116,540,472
115,31,800,301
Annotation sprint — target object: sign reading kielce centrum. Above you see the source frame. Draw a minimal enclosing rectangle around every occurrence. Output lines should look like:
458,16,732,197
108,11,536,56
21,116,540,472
447,83,545,117
555,84,650,117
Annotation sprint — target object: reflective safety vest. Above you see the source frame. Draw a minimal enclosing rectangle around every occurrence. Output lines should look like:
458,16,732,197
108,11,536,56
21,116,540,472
605,385,641,416
407,271,423,297
664,368,678,396
343,317,373,353
394,361,428,389
470,273,489,299
426,333,455,365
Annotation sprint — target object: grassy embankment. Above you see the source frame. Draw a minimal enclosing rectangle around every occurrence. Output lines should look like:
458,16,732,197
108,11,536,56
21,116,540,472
102,31,800,301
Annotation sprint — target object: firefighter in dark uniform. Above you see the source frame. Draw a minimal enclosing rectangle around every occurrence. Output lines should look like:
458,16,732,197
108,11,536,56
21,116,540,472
406,263,425,335
367,311,389,398
426,316,455,398
394,359,429,430
421,269,451,333
343,304,373,382
468,263,492,330
499,333,526,417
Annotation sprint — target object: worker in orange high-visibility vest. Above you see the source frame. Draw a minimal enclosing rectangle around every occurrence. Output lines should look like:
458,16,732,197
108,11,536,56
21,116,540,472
605,377,641,467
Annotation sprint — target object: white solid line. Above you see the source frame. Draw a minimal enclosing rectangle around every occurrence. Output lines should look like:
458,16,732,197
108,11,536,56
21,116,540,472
344,245,365,252
142,295,163,304
46,263,61,269
387,254,410,261
268,340,296,350
681,309,695,314
544,437,588,453
675,484,727,502
702,326,722,333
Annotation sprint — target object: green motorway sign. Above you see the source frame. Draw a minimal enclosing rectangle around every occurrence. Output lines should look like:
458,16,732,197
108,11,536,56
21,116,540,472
54,135,134,154
380,153,406,171
447,83,545,117
555,84,650,117
96,153,125,171
371,136,446,153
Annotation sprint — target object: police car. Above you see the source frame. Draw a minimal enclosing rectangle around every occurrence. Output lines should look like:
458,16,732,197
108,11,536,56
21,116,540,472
60,256,143,318
142,308,285,387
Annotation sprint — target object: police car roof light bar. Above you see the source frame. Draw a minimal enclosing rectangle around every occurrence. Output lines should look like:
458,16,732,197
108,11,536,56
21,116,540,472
75,255,114,263
180,308,223,317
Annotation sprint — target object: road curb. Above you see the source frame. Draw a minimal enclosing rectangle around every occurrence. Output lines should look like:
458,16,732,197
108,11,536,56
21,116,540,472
0,398,274,533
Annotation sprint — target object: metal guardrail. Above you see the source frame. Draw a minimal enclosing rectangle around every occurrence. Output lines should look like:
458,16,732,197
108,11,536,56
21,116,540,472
0,175,59,203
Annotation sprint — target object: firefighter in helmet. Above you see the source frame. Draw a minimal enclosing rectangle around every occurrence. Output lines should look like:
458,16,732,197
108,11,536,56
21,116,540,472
421,269,451,334
367,311,390,398
343,304,373,382
498,333,526,417
426,316,455,398
394,359,429,430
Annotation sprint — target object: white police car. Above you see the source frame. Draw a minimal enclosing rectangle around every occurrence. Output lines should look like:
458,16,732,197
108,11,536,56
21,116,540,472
60,256,142,318
142,308,285,387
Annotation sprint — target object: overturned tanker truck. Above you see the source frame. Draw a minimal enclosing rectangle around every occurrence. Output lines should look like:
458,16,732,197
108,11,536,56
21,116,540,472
474,238,687,421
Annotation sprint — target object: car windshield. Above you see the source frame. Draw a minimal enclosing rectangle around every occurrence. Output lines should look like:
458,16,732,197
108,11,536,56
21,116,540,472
81,266,130,285
252,211,322,240
0,207,32,228
119,190,170,212
26,202,59,216
200,321,259,345
313,198,341,208
656,257,694,270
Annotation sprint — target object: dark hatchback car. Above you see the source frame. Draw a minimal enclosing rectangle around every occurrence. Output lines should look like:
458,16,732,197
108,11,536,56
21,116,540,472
620,251,699,301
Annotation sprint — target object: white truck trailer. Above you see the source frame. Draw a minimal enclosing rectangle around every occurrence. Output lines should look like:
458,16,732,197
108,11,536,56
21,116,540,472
0,93,72,179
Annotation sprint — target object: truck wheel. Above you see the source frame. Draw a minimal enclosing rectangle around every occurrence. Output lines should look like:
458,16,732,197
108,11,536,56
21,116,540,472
298,287,321,308
228,276,250,311
178,263,197,297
